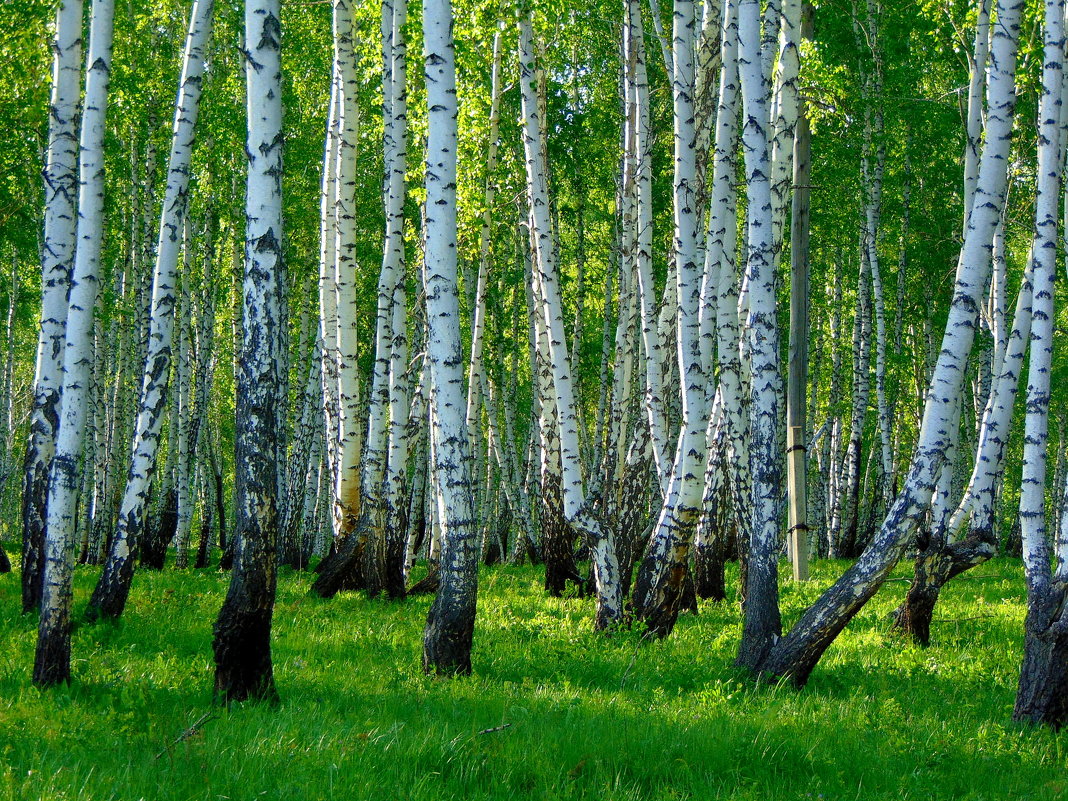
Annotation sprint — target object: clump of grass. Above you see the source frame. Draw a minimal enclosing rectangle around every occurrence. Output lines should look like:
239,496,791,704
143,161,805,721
0,552,1064,800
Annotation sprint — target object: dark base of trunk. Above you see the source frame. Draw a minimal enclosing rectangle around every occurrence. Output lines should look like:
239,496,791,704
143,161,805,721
141,491,178,570
1014,606,1068,728
891,528,995,646
544,535,583,597
212,601,278,705
422,596,475,677
891,579,939,645
407,566,440,595
693,542,726,601
279,541,310,570
0,547,10,574
86,554,136,622
383,531,407,600
33,618,71,687
21,449,47,613
220,541,235,571
309,528,366,598
680,568,698,614
194,510,213,569
632,559,687,639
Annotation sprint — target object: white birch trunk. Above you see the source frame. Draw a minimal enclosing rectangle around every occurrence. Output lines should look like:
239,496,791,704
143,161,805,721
212,0,284,703
319,54,342,514
34,0,115,684
735,0,786,669
88,0,214,620
1013,0,1068,726
633,0,708,635
520,15,623,629
334,0,363,544
421,0,481,674
22,0,83,614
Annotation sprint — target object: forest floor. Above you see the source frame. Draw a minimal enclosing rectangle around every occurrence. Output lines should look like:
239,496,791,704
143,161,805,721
0,551,1065,800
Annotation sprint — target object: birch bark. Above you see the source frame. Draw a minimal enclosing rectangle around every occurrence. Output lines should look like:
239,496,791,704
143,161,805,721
212,0,284,703
22,0,83,613
34,0,114,684
421,0,481,674
87,0,214,620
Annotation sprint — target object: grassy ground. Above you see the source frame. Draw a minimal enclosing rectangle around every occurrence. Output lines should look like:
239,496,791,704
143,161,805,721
0,551,1065,800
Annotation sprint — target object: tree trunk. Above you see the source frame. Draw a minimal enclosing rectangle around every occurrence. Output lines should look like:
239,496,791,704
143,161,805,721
1012,0,1067,728
421,0,480,675
520,15,624,629
22,0,83,614
87,0,214,621
212,0,283,704
34,0,114,685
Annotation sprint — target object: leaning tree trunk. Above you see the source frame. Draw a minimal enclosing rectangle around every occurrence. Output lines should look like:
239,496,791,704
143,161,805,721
893,260,1032,643
748,0,1021,686
33,0,114,686
421,0,481,675
22,0,83,614
87,0,214,621
212,0,283,704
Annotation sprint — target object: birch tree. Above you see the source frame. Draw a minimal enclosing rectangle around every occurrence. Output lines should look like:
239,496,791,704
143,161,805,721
520,13,624,630
421,0,480,674
87,0,214,620
212,0,284,703
633,0,709,635
34,0,114,685
22,0,83,613
1013,0,1068,727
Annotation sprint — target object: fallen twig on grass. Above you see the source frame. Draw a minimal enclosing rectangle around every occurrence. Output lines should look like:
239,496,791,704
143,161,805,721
155,711,217,759
477,723,513,735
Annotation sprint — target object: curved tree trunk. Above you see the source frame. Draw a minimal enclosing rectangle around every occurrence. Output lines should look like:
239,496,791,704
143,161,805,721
745,0,1021,686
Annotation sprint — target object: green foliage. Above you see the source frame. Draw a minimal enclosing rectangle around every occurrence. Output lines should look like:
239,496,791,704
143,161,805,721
0,554,1064,800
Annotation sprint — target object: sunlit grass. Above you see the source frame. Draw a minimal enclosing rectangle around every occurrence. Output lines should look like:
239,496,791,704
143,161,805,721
0,551,1064,800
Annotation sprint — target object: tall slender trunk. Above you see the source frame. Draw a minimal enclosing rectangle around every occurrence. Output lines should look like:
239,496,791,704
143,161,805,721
421,0,481,675
212,0,284,704
333,0,363,554
633,0,709,636
786,2,813,581
735,0,791,670
33,0,114,685
1013,0,1068,727
22,0,83,614
520,15,623,629
87,0,214,621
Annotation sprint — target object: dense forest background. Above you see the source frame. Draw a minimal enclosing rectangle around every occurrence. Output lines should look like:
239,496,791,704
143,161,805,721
5,0,1068,724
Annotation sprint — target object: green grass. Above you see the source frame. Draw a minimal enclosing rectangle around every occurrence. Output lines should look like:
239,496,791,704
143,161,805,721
1,553,1066,800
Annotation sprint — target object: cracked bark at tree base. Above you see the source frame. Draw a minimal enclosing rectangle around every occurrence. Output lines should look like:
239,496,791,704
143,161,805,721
1014,590,1068,728
212,597,278,705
